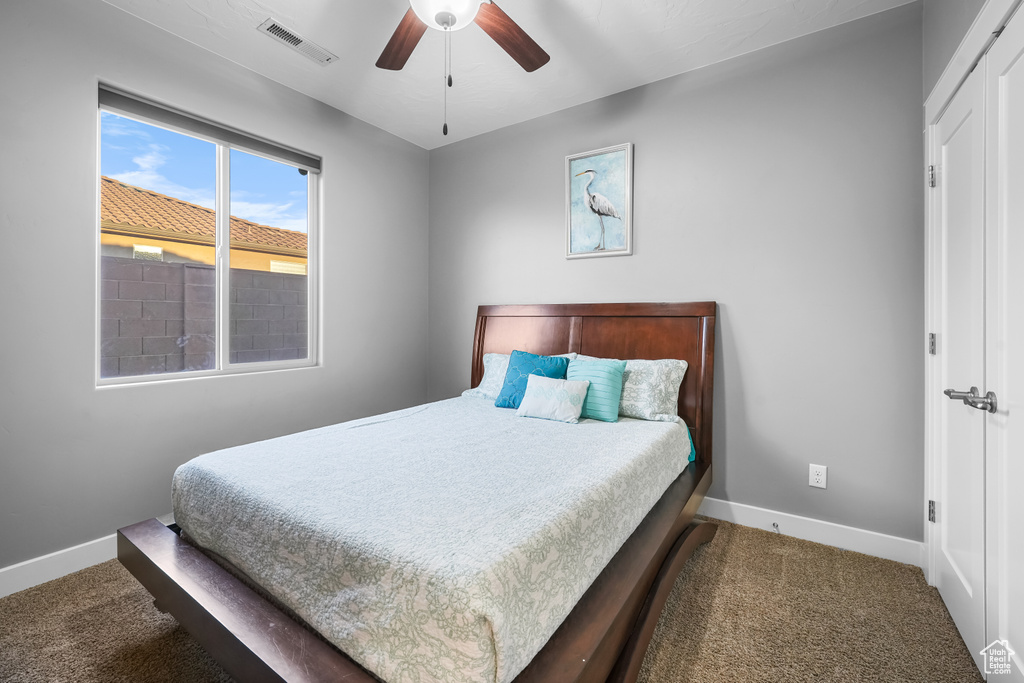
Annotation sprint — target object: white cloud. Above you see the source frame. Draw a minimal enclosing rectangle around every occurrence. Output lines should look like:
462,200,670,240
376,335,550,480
132,145,167,171
108,143,215,208
230,199,307,232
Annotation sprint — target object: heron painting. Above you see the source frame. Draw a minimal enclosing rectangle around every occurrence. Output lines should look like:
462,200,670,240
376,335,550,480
566,143,632,258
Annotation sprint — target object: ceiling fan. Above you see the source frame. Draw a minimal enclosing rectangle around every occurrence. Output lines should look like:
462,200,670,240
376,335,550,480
376,0,550,73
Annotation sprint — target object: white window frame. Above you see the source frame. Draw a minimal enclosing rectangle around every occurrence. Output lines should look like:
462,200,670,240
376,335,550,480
96,86,320,386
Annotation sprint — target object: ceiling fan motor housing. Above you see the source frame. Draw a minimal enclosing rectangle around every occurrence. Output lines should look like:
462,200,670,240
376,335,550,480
409,0,481,31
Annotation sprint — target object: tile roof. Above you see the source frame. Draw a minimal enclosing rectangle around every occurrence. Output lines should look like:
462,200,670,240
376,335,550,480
100,176,307,253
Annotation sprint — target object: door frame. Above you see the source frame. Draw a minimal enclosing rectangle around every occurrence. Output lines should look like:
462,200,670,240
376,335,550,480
923,0,1021,588
983,9,1024,679
924,0,1021,125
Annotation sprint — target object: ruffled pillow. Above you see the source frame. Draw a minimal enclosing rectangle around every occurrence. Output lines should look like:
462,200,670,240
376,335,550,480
566,358,626,422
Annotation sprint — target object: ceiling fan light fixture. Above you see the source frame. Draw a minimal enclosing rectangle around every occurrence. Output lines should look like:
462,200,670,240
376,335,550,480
410,0,481,31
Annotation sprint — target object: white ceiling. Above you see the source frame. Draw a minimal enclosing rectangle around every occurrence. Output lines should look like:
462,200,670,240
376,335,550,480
101,0,915,150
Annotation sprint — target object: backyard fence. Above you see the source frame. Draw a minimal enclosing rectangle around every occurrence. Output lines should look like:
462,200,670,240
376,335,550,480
100,256,307,378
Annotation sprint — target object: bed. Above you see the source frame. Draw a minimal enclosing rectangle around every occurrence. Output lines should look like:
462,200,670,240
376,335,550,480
118,301,717,683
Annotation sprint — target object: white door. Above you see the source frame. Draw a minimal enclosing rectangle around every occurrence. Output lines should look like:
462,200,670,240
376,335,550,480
985,9,1024,682
933,64,988,671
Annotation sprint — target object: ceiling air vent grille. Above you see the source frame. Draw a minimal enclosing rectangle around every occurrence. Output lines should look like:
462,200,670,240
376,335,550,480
257,18,338,66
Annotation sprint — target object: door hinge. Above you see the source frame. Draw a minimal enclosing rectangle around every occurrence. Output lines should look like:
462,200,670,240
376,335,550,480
927,165,937,188
928,332,936,355
928,500,936,523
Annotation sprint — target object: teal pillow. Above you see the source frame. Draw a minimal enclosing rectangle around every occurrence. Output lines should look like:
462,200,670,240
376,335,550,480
494,350,570,409
567,358,627,422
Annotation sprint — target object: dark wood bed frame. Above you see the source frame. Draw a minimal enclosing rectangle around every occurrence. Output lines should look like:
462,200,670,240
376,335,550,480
118,301,718,683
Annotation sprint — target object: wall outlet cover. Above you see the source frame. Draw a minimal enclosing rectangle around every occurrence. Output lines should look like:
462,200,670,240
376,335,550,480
809,464,827,489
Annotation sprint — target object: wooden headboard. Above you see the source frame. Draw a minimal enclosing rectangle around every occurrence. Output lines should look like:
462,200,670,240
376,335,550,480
471,302,716,466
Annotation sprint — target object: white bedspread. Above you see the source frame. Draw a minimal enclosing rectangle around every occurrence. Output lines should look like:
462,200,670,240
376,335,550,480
172,396,691,683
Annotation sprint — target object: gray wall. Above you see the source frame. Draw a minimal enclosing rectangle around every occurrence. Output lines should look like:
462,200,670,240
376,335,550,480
923,0,985,97
0,0,429,567
427,5,925,540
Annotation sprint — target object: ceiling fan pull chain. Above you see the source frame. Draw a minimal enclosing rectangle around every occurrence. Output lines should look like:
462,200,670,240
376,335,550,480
443,26,450,135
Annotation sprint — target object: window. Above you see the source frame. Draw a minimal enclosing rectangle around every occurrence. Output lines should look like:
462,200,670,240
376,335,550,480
98,86,319,382
132,245,164,261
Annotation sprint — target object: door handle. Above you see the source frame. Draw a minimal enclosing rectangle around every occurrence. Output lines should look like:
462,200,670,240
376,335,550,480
944,387,977,402
944,386,998,413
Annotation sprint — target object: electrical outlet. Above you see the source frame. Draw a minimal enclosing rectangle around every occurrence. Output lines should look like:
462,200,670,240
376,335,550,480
809,464,827,489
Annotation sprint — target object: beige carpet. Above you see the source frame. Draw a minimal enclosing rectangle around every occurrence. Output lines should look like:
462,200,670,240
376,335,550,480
0,520,982,683
637,521,982,683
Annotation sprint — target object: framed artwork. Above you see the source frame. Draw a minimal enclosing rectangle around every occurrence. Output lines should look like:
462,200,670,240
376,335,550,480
565,143,633,259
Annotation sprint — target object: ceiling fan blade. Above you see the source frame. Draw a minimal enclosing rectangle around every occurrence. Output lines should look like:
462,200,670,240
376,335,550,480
474,2,550,73
376,8,428,70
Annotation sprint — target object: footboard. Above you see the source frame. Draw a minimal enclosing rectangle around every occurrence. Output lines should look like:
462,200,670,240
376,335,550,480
117,520,370,683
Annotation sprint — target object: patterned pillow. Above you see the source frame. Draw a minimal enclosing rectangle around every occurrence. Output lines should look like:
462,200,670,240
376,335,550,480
494,350,570,409
566,358,627,422
619,359,688,421
515,375,591,423
462,353,509,400
578,355,688,421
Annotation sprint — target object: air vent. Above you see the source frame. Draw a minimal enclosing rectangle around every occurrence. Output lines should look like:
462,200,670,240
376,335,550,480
257,18,338,66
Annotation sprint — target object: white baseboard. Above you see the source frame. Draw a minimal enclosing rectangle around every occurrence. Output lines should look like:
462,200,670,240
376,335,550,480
0,534,116,599
0,512,175,599
698,497,927,570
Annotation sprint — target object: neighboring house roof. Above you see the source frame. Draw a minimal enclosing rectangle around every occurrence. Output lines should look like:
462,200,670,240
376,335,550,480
100,176,307,254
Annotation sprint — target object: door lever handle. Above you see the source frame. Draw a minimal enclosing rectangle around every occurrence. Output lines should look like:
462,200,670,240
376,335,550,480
944,387,998,413
944,387,977,402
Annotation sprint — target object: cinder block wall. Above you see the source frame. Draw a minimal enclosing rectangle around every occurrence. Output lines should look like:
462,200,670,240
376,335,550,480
99,256,307,377
229,269,308,363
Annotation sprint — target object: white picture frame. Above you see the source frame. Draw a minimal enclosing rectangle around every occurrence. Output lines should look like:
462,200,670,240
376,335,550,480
565,143,633,259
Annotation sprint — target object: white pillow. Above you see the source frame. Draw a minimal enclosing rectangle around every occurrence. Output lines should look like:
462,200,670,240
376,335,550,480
515,375,590,423
578,355,688,422
462,353,510,400
463,352,577,400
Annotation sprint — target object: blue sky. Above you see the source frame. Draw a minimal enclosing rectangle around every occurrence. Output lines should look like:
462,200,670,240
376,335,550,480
100,112,308,233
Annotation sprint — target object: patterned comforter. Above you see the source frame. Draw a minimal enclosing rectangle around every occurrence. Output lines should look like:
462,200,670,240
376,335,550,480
172,396,691,683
